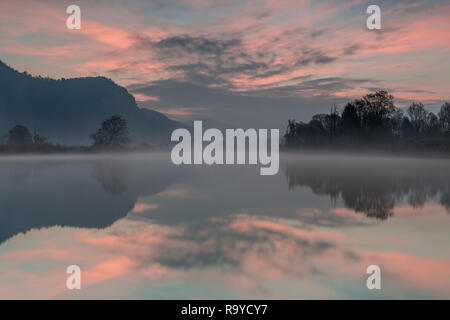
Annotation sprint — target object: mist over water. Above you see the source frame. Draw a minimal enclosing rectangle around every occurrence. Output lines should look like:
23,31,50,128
284,154,450,220
0,152,449,299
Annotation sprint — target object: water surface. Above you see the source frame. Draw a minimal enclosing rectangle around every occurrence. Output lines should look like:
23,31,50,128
0,153,449,299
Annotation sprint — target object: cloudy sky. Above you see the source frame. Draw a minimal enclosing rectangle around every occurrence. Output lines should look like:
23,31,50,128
0,0,449,128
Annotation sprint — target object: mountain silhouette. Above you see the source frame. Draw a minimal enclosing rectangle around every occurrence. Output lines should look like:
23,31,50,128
0,60,182,145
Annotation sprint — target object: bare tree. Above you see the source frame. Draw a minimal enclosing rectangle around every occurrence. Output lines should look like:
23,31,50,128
33,126,48,145
407,102,428,136
438,102,450,133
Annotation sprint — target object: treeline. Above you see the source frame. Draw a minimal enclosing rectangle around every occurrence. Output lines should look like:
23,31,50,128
284,91,450,153
0,115,131,153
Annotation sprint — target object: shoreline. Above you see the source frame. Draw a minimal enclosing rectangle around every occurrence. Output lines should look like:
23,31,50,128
1,147,449,161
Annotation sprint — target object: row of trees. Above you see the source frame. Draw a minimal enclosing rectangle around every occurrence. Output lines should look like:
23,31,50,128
2,115,130,150
5,125,48,145
284,91,450,148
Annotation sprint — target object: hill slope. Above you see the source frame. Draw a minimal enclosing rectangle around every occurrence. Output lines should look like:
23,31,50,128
0,60,182,145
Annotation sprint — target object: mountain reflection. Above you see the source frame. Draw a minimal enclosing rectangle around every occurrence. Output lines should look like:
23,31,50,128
284,155,450,219
0,154,186,244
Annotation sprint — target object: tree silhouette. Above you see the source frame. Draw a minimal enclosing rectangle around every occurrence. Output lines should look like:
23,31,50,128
425,112,440,137
400,117,414,138
340,102,360,136
407,102,428,136
357,90,396,138
312,111,340,138
33,127,48,145
90,115,130,148
283,91,449,151
439,102,450,134
7,125,32,145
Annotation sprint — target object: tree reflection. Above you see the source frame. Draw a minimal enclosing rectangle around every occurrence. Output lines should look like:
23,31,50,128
285,157,450,219
91,160,129,195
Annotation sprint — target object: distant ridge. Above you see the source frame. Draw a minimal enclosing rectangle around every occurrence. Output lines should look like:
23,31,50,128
0,60,183,145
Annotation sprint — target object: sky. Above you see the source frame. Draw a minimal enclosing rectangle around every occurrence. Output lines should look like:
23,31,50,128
0,0,449,128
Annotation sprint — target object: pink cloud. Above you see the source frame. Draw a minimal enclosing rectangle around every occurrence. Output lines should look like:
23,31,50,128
156,188,192,198
82,257,136,285
0,0,448,101
79,21,134,49
1,209,450,298
131,202,159,213
2,248,70,260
